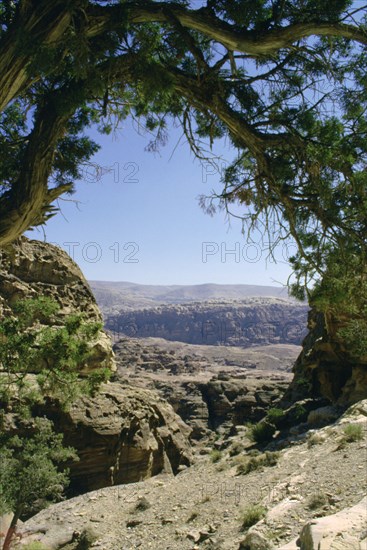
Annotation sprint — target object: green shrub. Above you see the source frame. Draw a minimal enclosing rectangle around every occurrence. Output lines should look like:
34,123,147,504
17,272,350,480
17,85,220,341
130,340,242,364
210,449,222,463
342,423,363,442
248,421,276,444
307,491,328,510
266,407,285,425
241,504,266,530
236,451,279,475
337,320,367,358
132,496,151,512
293,403,307,421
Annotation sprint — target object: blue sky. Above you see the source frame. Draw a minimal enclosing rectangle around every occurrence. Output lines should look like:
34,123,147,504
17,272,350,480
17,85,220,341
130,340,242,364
29,120,295,286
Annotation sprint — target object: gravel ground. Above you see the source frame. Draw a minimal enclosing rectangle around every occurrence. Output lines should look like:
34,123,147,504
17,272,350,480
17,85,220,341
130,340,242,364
13,400,367,550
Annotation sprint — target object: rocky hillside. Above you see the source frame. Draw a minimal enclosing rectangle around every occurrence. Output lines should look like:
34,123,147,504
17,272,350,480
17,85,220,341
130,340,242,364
13,399,367,549
105,299,308,347
113,337,297,439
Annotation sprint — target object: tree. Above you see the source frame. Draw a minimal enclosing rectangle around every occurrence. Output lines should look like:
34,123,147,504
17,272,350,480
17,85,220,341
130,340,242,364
0,296,110,412
0,297,110,548
0,3,366,345
0,417,77,550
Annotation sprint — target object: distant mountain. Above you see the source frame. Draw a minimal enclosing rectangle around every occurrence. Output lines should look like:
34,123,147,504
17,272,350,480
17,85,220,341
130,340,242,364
89,281,293,313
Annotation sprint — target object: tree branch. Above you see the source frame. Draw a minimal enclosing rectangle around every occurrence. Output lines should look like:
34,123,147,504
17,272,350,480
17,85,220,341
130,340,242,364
0,1,71,111
87,2,367,54
0,54,136,247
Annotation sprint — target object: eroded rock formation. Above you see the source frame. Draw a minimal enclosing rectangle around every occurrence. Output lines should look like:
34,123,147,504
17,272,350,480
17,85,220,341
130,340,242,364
0,237,115,374
0,238,192,495
43,383,192,494
284,309,367,406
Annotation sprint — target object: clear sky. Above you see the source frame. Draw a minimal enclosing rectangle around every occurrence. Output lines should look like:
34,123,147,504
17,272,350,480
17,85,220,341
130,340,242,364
29,119,295,286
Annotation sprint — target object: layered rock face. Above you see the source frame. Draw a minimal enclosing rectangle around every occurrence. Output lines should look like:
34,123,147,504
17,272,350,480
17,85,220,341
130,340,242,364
44,383,192,494
0,237,114,374
285,309,367,406
105,299,308,347
155,375,289,437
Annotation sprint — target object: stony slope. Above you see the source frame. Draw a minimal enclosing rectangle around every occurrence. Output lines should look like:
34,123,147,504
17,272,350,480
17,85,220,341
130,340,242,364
13,400,367,550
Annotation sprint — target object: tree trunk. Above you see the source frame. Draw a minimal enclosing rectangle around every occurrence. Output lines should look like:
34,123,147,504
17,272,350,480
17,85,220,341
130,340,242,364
2,510,20,550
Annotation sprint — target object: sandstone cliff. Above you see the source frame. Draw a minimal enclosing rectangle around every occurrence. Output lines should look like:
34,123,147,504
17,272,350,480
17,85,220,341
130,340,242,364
105,299,308,347
43,383,192,494
284,309,367,406
0,238,192,495
0,237,114,374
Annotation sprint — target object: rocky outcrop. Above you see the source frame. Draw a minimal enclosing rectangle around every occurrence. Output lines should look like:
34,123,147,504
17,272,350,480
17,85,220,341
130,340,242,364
0,239,193,496
42,382,192,494
284,309,367,406
277,496,367,550
105,300,308,347
0,237,115,374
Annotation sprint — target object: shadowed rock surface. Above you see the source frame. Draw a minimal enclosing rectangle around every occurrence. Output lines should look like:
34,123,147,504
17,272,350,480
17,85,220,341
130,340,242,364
284,309,367,406
43,383,193,494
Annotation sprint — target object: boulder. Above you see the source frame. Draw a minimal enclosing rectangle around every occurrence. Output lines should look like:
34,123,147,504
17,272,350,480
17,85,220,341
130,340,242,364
276,496,367,550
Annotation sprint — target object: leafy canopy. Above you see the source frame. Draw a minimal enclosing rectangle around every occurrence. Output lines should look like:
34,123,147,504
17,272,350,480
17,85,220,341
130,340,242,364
0,1,366,317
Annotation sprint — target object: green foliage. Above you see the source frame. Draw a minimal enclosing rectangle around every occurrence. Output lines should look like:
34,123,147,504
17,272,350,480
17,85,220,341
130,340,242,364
240,504,267,531
0,297,107,412
236,451,279,475
307,491,329,510
210,449,222,463
248,421,276,444
265,408,285,426
342,423,364,442
0,417,77,519
337,320,367,358
291,403,308,422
